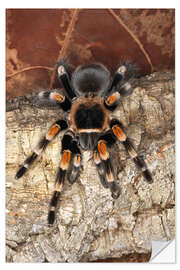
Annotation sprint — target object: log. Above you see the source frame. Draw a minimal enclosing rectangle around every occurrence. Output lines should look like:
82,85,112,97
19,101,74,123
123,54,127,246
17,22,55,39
6,71,175,262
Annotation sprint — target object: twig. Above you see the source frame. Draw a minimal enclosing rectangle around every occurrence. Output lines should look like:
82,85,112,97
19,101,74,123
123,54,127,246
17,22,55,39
6,66,54,79
108,9,154,72
50,9,81,87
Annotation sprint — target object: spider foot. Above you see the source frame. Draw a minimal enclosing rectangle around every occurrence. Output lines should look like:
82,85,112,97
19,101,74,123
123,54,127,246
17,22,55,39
142,169,153,184
109,181,120,199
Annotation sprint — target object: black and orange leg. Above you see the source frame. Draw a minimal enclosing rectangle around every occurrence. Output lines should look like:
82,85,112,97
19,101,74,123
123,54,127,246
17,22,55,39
111,119,153,183
33,90,71,111
48,130,82,224
57,61,76,100
15,120,68,179
93,150,109,189
48,149,71,225
93,131,116,188
104,91,121,111
58,130,82,184
106,62,138,97
95,138,120,199
69,139,82,184
48,130,74,225
104,81,136,112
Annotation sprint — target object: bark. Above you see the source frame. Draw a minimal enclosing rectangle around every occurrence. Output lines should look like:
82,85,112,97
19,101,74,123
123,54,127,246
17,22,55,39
6,71,175,262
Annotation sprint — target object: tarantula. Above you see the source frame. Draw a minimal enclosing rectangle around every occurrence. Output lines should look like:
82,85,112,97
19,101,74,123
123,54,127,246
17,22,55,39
15,60,153,225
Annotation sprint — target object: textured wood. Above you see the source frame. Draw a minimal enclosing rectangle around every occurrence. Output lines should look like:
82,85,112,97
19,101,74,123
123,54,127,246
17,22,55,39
6,71,175,262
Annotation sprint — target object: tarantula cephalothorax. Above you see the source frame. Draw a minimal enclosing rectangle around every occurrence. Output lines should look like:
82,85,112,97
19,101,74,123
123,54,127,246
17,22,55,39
15,61,153,225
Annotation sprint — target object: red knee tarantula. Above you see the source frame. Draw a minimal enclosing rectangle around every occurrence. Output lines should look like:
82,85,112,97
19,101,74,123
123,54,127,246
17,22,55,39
16,60,153,225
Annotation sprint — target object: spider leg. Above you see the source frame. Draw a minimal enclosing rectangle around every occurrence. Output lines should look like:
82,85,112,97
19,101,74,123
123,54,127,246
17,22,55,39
93,131,116,188
108,65,126,94
32,90,71,111
94,135,120,199
48,152,71,225
57,61,76,100
48,130,74,225
104,63,139,111
58,130,82,184
104,80,136,112
69,139,82,184
93,150,109,188
110,119,153,183
104,91,121,111
118,81,136,97
15,120,68,179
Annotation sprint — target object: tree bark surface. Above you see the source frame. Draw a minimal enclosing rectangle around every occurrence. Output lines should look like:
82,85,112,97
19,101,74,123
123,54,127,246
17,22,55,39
6,71,175,262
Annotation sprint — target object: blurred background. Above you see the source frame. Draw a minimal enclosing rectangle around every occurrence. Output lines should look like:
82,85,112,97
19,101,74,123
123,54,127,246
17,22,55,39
6,9,175,98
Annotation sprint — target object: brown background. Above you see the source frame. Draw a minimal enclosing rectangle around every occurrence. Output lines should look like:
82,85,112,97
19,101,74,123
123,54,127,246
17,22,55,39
6,9,175,99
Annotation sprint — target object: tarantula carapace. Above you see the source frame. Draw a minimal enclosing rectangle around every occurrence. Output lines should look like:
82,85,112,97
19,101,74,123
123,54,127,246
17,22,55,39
15,61,153,225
